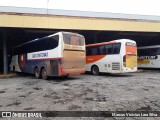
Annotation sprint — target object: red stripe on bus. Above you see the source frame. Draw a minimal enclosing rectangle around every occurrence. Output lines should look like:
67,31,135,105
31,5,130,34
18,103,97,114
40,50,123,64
86,55,106,64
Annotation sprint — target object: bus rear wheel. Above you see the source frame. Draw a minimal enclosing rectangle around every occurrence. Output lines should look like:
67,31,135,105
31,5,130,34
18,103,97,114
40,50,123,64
35,67,41,79
41,67,48,80
91,65,99,75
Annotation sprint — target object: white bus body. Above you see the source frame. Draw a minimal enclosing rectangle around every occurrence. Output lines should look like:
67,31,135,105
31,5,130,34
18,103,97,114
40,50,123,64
138,45,160,68
86,39,137,75
10,32,86,79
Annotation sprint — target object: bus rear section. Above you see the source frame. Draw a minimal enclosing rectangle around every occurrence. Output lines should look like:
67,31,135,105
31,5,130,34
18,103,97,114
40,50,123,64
59,32,86,76
122,40,137,72
10,32,86,80
86,39,137,75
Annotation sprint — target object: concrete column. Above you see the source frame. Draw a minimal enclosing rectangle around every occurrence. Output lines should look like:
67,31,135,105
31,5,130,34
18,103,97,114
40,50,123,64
3,30,8,74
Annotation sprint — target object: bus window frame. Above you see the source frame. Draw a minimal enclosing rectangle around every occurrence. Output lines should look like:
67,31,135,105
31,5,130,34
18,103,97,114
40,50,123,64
63,33,85,46
86,43,121,56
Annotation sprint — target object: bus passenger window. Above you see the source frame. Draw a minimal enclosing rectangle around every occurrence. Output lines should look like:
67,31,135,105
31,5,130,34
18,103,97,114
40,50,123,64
150,49,155,56
156,48,160,55
142,49,146,56
99,46,104,55
105,44,113,54
142,50,144,56
113,43,121,54
86,47,92,56
91,47,98,55
138,49,143,56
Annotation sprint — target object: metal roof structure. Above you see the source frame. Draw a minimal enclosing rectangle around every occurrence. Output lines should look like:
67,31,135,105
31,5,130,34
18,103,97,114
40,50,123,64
0,6,160,32
0,6,160,21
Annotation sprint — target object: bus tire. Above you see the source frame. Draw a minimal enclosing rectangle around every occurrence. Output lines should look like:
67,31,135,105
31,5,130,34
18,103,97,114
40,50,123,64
13,66,15,72
63,76,69,79
91,65,99,75
35,67,41,79
41,67,48,80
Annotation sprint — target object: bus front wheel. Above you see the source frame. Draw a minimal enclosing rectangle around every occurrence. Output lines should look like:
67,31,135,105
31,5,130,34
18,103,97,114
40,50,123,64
91,65,99,75
35,67,41,79
41,67,48,80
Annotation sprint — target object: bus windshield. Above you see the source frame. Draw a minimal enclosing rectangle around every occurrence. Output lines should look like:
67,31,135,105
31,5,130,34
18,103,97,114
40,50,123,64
63,33,85,46
126,42,137,56
125,41,137,68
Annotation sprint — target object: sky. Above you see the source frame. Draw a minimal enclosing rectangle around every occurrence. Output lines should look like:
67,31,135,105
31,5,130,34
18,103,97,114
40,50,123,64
0,0,160,16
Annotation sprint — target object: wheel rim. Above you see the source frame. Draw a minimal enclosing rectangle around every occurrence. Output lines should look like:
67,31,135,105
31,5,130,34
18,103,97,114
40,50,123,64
35,68,39,78
92,66,99,75
42,68,47,80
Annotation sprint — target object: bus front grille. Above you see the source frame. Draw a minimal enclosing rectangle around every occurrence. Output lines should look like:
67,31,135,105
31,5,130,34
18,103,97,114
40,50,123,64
112,62,120,70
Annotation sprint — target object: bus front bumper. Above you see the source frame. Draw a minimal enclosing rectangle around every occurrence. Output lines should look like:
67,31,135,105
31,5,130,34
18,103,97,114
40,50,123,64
60,67,86,76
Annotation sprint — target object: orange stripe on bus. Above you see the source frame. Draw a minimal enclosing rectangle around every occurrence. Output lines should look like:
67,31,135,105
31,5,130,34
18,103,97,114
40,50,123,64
86,55,106,64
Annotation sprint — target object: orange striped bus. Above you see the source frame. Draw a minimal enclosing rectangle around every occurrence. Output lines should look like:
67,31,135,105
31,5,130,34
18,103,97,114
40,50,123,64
86,39,137,75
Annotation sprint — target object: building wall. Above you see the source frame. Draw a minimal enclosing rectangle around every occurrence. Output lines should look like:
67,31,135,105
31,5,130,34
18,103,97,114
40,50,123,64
0,14,160,32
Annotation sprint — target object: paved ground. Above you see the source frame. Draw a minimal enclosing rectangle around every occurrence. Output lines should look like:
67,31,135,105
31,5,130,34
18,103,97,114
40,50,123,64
0,70,160,120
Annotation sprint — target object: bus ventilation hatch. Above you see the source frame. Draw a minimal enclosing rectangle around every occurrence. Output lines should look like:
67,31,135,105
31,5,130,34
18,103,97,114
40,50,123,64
112,62,120,70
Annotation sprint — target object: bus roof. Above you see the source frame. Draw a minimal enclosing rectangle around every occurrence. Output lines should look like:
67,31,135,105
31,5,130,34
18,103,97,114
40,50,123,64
86,39,135,47
138,45,160,49
86,41,115,47
14,31,83,49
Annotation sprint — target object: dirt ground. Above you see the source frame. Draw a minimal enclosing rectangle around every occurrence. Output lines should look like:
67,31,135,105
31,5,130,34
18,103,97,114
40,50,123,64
0,70,160,120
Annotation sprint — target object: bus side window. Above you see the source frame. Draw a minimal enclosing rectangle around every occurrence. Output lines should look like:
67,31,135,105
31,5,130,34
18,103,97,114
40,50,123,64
104,45,108,54
138,49,143,56
105,44,113,54
113,43,121,54
91,46,99,55
143,49,146,56
28,42,37,53
28,35,59,53
16,45,27,55
99,46,104,55
147,49,151,56
150,48,155,56
108,45,113,54
156,48,160,55
142,49,148,56
86,47,92,56
48,35,59,49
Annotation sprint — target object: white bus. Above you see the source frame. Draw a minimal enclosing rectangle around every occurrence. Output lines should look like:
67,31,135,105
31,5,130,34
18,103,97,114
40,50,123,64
138,45,160,68
10,32,86,79
86,39,137,75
